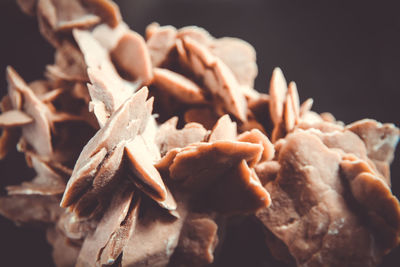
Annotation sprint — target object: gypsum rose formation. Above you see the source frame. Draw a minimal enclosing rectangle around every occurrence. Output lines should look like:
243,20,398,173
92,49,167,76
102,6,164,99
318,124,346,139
0,0,399,266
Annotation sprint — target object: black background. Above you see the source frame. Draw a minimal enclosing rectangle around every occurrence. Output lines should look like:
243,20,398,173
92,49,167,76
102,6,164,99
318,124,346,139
0,0,399,266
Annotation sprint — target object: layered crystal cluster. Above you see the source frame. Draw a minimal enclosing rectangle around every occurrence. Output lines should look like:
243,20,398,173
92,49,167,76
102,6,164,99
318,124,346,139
0,1,399,266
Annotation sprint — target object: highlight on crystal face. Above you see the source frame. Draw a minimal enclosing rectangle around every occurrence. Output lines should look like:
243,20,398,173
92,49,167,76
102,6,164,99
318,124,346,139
0,1,399,266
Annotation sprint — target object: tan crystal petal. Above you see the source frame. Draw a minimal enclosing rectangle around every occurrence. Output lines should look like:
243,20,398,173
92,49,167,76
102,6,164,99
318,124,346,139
111,31,153,85
208,114,237,142
169,141,263,191
0,110,33,128
125,137,172,207
153,68,206,104
237,129,275,163
77,186,135,266
147,25,177,67
269,67,287,126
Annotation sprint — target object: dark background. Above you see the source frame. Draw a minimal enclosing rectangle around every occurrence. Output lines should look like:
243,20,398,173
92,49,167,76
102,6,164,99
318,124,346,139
0,0,399,266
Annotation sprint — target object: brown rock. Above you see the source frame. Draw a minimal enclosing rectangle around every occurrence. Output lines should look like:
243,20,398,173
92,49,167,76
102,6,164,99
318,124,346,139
82,0,121,28
156,117,208,156
7,155,66,195
171,214,219,266
61,88,152,211
208,114,237,142
37,0,100,46
211,37,258,88
121,201,188,267
269,67,287,126
340,155,400,252
0,194,63,225
46,41,88,83
254,160,280,185
237,129,274,163
92,23,128,51
76,186,138,266
256,131,395,266
180,36,247,121
184,107,219,130
111,31,153,85
177,26,213,47
153,68,206,104
347,119,400,164
125,136,176,211
304,127,368,160
207,159,271,215
299,98,313,117
46,227,81,267
169,141,262,189
0,110,33,128
57,211,97,241
146,24,177,67
6,66,53,157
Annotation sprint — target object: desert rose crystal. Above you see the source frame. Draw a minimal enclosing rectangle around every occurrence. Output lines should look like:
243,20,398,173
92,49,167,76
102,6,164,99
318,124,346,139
0,1,399,266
